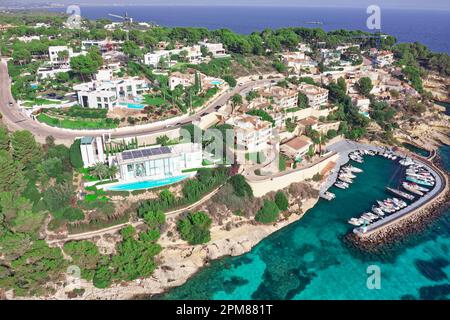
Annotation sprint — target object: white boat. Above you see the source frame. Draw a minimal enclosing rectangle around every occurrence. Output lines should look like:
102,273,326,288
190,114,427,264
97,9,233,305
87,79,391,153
348,218,363,226
344,165,363,173
399,158,415,166
349,154,364,163
403,181,429,192
340,170,356,178
372,206,385,216
339,176,353,184
335,181,349,189
321,191,336,201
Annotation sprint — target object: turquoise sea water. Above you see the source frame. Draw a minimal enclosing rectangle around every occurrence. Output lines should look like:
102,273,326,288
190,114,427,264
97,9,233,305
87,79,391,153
158,150,450,300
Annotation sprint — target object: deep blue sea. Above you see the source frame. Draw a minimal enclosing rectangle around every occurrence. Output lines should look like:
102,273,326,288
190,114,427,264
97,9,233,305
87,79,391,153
48,6,450,54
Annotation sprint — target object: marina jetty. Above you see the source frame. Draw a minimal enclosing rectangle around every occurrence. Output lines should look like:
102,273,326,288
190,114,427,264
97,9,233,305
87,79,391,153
350,153,448,244
323,140,448,245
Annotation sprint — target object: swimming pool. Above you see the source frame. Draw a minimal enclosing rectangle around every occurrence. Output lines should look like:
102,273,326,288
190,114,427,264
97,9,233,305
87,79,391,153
104,174,190,191
359,111,370,118
211,80,223,85
119,102,145,110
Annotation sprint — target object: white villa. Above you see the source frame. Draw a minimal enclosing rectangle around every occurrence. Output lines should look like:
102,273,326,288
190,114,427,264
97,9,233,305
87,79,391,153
74,77,148,109
297,43,312,53
320,48,341,65
198,41,229,58
374,50,395,67
281,52,317,74
298,83,329,109
37,46,86,79
48,46,74,68
226,114,273,152
143,51,171,68
143,44,203,68
114,143,203,182
80,136,106,168
168,71,197,90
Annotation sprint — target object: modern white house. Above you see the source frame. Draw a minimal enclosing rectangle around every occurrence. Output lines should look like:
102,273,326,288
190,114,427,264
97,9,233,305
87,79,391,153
143,45,204,68
37,66,72,79
281,52,318,74
168,71,197,90
73,77,148,109
226,114,273,152
80,136,106,168
143,51,171,68
374,51,395,67
198,41,229,58
48,46,74,68
113,143,203,182
81,40,119,52
298,83,329,109
320,48,341,65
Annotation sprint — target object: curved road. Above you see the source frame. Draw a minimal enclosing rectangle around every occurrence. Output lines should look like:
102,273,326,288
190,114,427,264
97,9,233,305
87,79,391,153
0,59,281,144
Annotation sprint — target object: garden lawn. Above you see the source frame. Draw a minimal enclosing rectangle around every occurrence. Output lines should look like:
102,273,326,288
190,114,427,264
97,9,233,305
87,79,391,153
37,113,117,129
144,95,166,106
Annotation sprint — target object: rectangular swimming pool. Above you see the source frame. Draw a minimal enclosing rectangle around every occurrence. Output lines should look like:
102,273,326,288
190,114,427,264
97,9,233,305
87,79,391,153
104,174,190,191
119,102,145,110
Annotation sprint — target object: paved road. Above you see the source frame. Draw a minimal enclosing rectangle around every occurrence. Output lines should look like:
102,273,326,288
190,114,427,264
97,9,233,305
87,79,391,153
0,59,281,144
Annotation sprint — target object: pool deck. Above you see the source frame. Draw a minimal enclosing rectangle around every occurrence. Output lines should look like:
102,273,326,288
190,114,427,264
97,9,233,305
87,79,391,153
98,173,195,191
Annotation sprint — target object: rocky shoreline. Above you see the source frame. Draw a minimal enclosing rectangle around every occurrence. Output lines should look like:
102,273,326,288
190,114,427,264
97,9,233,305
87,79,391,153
29,197,319,300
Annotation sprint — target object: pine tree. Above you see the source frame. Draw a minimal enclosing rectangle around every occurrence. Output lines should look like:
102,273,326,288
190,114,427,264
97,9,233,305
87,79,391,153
0,126,10,151
11,130,42,169
0,150,27,195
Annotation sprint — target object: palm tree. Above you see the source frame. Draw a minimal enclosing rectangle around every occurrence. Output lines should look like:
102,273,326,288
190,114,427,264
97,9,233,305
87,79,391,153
108,165,119,181
91,163,109,181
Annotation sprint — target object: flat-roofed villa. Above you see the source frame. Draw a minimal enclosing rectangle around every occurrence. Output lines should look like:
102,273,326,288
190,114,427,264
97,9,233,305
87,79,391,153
198,41,229,58
113,143,203,182
80,136,106,167
281,52,317,74
73,77,148,109
374,50,394,67
298,83,329,109
143,44,203,68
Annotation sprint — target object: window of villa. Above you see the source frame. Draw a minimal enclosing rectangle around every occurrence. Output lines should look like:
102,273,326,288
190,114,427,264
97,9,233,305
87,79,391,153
127,164,133,172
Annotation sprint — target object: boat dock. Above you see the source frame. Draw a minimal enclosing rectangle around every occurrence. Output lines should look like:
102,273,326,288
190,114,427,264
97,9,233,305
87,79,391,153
320,140,384,194
386,187,415,201
354,158,445,237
